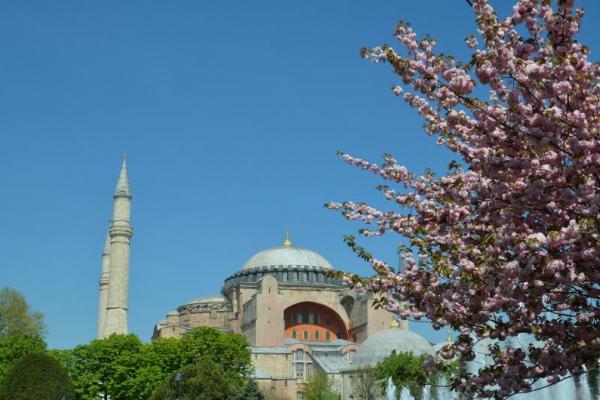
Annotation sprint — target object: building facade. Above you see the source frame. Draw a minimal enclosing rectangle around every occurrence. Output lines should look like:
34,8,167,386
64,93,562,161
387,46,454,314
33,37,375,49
93,160,437,399
153,236,434,399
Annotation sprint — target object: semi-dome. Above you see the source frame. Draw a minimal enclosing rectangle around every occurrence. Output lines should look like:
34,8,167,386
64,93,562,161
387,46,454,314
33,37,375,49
241,245,333,271
353,328,434,366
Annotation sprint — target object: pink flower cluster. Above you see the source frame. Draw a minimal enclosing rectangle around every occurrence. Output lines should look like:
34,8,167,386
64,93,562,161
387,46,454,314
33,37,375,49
329,0,600,398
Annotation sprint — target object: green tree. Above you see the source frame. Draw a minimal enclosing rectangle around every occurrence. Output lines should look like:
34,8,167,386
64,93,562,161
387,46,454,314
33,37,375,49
0,352,74,400
374,352,457,400
375,352,427,400
238,380,264,400
350,366,381,400
51,329,253,400
122,337,185,400
0,287,45,338
180,327,252,388
149,362,241,400
299,370,340,400
61,334,143,400
0,335,46,385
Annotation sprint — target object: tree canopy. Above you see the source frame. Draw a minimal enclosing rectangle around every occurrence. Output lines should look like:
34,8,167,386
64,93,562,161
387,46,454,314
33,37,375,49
350,366,381,400
299,370,340,400
149,362,242,400
180,327,252,388
238,380,265,400
0,352,74,400
328,0,600,398
0,287,45,339
53,328,252,400
0,334,46,386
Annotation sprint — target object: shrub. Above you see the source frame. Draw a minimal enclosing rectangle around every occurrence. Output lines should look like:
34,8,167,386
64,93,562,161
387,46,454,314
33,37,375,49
0,352,74,400
0,334,46,385
150,361,241,400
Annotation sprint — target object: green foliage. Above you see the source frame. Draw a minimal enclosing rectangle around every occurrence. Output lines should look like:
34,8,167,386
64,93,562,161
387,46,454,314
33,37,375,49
180,327,252,388
238,379,264,400
0,334,46,385
350,366,381,400
127,337,185,400
52,328,253,400
374,352,458,400
375,352,428,398
299,370,340,400
59,333,144,400
0,286,46,338
0,352,74,400
149,362,241,400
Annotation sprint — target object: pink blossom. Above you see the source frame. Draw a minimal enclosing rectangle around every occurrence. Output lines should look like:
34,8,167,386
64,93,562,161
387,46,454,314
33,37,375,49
331,0,600,397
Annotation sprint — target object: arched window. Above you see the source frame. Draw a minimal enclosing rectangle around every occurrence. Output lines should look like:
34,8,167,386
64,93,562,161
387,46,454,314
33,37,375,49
315,330,320,340
293,350,312,380
303,331,309,340
302,309,309,324
292,330,297,339
325,331,331,341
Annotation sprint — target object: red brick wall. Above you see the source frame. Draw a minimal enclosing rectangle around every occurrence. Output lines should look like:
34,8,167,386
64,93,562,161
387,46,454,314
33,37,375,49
284,302,348,341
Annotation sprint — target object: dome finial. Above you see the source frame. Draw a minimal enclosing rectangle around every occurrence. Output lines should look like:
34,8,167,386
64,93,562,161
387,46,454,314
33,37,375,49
283,229,292,248
390,316,400,329
447,330,452,344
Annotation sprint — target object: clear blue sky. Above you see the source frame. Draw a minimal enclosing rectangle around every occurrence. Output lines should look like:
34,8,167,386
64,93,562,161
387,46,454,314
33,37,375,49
1,1,599,349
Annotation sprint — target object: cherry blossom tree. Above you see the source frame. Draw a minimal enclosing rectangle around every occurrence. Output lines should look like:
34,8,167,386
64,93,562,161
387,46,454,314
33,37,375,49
328,0,600,398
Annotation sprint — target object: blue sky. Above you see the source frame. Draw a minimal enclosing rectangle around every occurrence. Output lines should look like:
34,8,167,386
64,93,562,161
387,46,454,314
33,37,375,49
1,0,599,349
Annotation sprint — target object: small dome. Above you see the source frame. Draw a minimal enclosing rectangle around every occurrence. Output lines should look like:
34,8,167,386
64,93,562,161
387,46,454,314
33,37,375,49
241,246,333,271
185,294,227,305
354,329,433,366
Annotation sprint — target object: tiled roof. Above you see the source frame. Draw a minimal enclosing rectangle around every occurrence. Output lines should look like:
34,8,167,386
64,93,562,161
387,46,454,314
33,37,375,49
311,352,350,374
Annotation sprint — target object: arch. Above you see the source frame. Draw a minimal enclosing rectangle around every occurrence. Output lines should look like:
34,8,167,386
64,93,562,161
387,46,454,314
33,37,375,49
284,301,348,341
340,295,355,319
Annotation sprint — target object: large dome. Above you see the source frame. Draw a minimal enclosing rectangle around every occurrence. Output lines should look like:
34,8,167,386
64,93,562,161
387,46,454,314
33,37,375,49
241,245,333,271
353,328,434,366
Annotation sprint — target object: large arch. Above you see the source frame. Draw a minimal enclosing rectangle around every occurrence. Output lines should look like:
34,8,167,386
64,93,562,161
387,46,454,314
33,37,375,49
284,301,348,342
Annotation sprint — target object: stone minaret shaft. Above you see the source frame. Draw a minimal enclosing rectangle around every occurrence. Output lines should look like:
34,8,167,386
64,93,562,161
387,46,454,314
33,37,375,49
103,158,133,337
97,232,111,338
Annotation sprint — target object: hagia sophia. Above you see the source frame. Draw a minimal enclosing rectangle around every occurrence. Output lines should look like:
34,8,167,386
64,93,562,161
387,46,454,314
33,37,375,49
152,236,437,399
97,159,441,399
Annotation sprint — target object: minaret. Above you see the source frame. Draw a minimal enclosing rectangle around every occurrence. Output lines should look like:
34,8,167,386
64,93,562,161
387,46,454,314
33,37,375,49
97,231,111,338
103,156,133,337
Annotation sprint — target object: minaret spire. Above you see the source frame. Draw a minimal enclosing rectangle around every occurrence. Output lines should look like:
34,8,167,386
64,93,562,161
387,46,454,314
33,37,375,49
114,153,131,197
97,230,111,338
102,155,133,337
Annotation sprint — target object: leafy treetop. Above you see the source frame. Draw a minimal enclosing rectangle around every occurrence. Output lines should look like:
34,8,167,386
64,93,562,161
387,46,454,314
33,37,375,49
0,287,45,339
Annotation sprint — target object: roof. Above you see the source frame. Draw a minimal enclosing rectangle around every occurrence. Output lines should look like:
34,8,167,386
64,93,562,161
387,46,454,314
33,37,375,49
242,245,333,271
184,294,228,305
250,346,291,354
353,328,434,367
114,158,131,197
312,352,351,374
